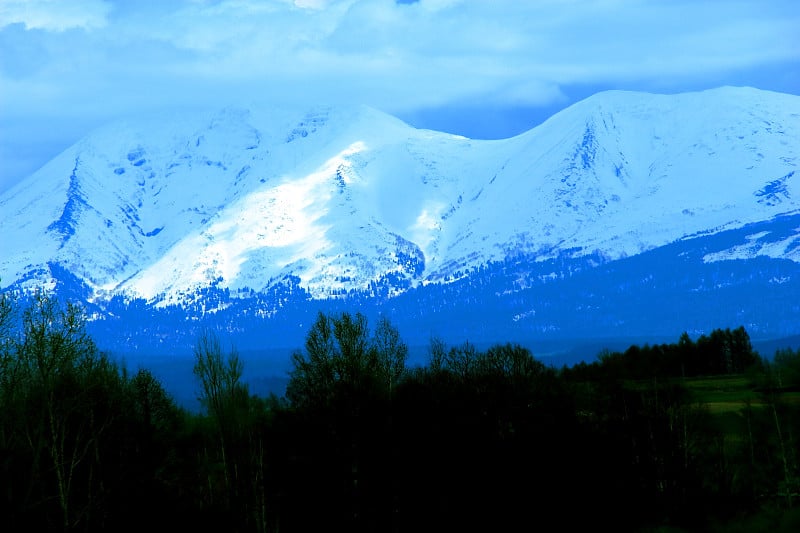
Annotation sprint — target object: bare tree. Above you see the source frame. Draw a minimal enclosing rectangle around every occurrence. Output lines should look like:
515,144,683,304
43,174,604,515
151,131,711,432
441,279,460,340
287,311,408,408
5,290,121,529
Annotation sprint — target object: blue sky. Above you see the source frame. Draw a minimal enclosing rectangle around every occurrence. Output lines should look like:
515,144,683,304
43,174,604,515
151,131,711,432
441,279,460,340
1,0,798,193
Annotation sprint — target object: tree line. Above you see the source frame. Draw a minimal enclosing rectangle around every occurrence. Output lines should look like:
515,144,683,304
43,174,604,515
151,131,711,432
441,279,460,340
1,289,798,531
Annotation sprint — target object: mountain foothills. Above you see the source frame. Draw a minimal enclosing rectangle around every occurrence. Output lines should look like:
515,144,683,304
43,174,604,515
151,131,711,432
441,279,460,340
1,86,799,353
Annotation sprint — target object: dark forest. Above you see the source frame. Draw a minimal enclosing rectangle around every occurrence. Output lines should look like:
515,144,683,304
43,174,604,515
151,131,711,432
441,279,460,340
1,290,798,532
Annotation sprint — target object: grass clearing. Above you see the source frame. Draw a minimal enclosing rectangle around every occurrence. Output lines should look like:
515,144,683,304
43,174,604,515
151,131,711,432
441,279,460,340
624,374,798,432
684,374,763,415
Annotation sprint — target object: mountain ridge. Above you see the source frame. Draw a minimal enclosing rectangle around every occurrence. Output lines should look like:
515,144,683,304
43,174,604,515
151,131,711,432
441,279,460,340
1,86,798,313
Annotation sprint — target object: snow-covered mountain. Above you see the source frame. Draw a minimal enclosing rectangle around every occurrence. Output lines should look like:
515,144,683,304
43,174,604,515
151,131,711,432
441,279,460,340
1,86,798,311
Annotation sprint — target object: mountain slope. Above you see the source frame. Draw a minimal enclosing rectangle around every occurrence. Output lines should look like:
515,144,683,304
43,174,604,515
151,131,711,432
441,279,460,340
1,87,798,308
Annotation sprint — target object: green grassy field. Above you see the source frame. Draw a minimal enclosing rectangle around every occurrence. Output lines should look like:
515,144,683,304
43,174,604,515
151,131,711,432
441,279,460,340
685,375,764,414
680,374,800,440
685,375,800,410
621,373,800,437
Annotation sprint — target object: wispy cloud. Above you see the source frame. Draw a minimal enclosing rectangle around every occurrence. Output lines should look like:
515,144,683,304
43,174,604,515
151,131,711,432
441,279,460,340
3,0,797,113
0,0,111,31
0,0,798,190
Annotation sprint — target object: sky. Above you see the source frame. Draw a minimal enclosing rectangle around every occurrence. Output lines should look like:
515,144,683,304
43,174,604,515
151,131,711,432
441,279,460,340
0,0,798,193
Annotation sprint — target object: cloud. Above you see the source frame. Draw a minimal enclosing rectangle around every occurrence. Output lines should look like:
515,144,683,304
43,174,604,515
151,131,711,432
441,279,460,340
1,0,797,117
0,0,798,190
294,0,336,8
0,0,111,31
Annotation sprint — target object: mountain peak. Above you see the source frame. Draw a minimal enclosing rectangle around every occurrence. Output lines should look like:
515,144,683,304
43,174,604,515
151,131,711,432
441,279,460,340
1,88,798,306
